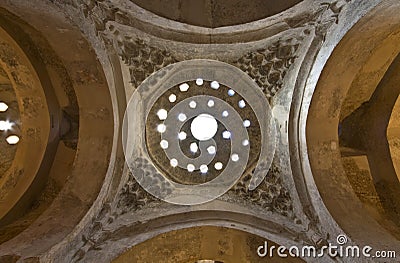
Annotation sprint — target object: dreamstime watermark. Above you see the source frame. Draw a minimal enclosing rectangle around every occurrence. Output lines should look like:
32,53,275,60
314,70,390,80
257,235,396,259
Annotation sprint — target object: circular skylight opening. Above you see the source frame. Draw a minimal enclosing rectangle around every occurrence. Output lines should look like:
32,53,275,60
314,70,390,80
0,102,8,112
160,140,169,149
238,100,246,108
207,145,216,154
187,164,195,172
190,114,218,141
228,89,235,96
179,83,190,92
157,124,166,133
207,100,215,107
196,78,204,86
157,109,168,120
170,158,178,167
243,120,251,127
178,113,187,122
231,153,239,162
222,130,231,139
222,111,229,117
190,142,199,153
211,81,220,90
178,131,187,140
200,164,208,173
0,120,12,131
6,135,19,145
189,101,197,108
214,162,223,170
169,94,177,103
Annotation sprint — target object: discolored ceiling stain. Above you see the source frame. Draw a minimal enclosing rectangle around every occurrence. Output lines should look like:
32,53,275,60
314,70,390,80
131,0,303,28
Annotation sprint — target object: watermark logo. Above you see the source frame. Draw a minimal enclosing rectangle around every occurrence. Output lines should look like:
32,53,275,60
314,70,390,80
257,235,396,259
336,234,347,245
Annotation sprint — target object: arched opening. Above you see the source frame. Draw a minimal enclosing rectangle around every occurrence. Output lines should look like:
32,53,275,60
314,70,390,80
0,1,114,258
130,0,303,28
306,0,400,251
112,226,304,263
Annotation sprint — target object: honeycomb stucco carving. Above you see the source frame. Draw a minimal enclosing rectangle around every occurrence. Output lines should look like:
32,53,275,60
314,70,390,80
226,164,295,219
115,38,178,88
232,38,302,99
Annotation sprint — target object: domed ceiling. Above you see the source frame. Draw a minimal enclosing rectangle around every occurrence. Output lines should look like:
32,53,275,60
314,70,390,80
0,0,400,262
131,0,303,27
